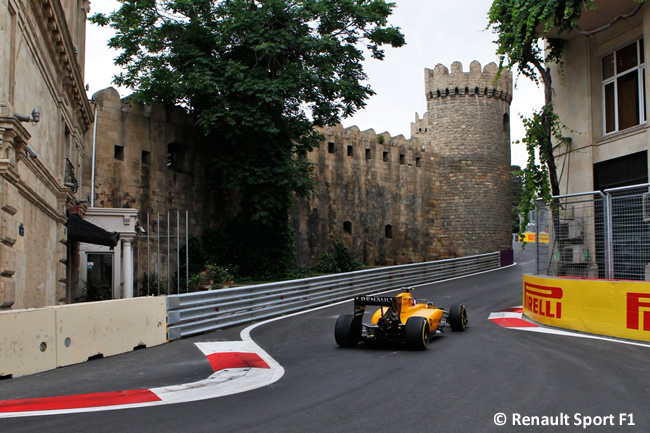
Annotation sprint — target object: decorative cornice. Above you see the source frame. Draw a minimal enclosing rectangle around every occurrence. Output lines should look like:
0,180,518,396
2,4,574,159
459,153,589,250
0,115,32,145
0,160,21,185
32,0,93,128
14,176,67,223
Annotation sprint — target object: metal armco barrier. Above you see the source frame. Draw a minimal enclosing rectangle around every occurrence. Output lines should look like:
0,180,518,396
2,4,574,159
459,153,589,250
167,252,501,340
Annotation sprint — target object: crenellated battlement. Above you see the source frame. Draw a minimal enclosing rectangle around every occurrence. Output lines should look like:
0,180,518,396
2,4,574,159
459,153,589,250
425,61,512,103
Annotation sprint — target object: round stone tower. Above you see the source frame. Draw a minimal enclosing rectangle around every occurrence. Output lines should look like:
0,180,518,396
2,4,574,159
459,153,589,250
412,60,513,258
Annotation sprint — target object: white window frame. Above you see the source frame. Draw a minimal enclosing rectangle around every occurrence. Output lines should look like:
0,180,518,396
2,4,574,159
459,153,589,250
601,38,646,135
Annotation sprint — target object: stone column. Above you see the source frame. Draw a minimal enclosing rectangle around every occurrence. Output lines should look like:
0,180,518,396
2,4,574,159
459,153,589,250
121,236,134,298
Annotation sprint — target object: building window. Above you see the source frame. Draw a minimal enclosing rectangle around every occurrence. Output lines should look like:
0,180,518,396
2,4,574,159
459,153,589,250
328,142,335,153
399,154,405,165
385,224,393,239
602,38,646,134
347,145,353,157
343,221,352,234
167,142,185,169
114,145,124,161
416,157,422,167
383,151,389,162
366,149,371,160
142,150,151,166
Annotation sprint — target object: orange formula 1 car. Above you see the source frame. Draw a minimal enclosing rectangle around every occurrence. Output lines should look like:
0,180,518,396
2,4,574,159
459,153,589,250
335,287,468,350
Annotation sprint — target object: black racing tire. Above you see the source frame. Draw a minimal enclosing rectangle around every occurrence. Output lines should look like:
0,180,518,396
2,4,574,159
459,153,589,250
449,303,468,332
335,314,361,347
405,316,430,350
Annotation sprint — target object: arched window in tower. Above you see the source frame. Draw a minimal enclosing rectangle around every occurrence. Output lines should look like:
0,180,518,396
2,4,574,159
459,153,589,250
503,113,510,132
343,221,352,235
385,224,393,239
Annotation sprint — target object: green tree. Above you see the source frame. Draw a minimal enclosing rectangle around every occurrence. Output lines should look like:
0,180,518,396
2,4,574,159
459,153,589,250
488,0,645,236
91,0,404,278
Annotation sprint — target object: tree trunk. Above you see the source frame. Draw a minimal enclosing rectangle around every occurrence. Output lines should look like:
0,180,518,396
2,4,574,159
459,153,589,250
540,66,561,197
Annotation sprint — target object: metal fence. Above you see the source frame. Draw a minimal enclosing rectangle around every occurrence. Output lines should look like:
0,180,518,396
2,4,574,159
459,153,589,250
532,183,650,280
134,210,191,297
167,252,501,340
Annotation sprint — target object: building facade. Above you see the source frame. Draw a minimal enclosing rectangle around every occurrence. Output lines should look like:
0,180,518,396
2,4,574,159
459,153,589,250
551,0,649,194
546,0,650,279
0,0,92,308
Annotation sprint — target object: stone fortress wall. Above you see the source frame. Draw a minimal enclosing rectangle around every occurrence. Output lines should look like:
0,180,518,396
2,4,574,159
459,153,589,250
86,88,219,291
292,125,436,266
88,60,512,274
413,61,513,259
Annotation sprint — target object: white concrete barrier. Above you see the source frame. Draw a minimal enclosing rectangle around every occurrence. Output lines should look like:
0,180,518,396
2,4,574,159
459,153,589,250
55,297,167,367
0,308,57,377
0,297,167,378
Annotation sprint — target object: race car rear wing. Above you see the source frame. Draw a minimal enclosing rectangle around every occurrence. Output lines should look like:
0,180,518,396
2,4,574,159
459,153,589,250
354,295,394,306
353,295,400,320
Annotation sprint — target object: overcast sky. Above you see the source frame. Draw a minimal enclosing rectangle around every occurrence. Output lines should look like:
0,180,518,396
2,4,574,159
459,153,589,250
85,0,544,167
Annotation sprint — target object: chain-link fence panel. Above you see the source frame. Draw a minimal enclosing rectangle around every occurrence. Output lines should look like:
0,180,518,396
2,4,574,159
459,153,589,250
532,184,650,281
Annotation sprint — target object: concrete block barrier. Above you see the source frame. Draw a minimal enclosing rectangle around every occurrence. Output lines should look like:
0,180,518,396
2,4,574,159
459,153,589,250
0,308,57,377
0,297,167,378
55,297,167,367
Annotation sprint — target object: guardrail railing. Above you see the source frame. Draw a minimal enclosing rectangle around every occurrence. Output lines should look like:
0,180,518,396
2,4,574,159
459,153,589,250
167,252,501,340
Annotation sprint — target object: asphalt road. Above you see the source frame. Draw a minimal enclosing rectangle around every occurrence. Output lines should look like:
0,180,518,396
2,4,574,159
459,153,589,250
1,246,649,432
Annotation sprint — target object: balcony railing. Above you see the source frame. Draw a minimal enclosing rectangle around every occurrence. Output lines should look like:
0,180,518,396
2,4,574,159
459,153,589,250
64,158,78,192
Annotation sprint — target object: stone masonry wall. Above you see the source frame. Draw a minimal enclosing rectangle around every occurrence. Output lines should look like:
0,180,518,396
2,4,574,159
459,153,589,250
86,88,219,289
292,125,438,267
413,61,513,257
88,60,513,274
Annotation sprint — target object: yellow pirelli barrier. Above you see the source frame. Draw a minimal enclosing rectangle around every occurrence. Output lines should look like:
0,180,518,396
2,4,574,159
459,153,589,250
519,233,550,244
523,274,650,342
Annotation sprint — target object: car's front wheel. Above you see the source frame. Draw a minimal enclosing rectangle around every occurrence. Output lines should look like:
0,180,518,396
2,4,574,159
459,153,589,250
405,316,429,350
335,314,361,347
449,303,468,331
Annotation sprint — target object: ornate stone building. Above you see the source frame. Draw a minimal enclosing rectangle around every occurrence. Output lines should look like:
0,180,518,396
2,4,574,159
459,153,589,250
0,0,92,308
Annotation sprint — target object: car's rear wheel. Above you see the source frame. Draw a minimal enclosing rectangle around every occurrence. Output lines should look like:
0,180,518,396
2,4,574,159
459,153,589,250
405,316,429,350
335,314,361,347
449,303,468,331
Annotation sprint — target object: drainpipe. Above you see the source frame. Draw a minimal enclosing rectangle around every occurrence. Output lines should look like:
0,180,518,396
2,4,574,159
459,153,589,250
91,104,98,207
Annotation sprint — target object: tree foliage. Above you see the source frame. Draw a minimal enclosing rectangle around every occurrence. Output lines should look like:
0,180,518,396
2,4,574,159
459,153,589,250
488,0,644,239
91,0,404,277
